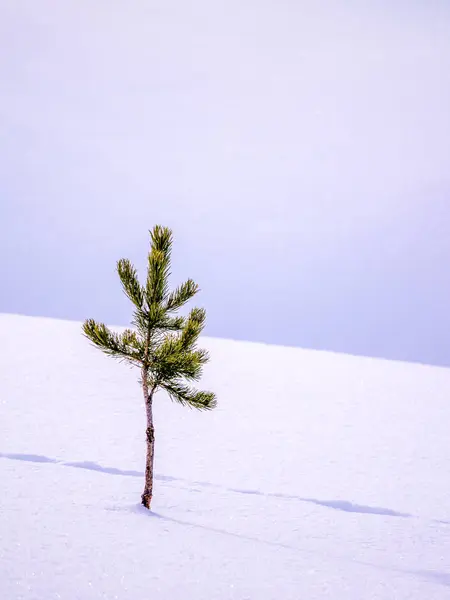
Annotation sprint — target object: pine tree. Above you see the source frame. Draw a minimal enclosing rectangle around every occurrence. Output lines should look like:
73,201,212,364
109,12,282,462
82,225,216,509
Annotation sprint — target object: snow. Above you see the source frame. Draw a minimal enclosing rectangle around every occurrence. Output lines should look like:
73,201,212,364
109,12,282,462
1,313,450,599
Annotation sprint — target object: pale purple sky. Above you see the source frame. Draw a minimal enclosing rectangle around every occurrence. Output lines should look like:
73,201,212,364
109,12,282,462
1,1,450,366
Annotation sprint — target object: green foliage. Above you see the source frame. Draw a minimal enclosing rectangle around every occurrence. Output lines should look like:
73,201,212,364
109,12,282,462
83,225,216,410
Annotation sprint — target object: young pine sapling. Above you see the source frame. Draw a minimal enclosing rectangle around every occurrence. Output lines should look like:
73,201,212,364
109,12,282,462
83,225,216,509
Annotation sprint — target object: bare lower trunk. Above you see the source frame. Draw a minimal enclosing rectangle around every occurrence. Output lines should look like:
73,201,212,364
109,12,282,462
141,373,155,509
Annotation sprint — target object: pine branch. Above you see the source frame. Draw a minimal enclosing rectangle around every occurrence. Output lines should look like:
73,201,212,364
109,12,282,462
161,380,217,410
146,250,170,305
161,315,186,331
179,307,206,350
166,279,199,311
146,226,172,305
117,259,144,308
82,319,143,365
134,312,184,334
152,342,210,382
120,328,145,356
150,225,173,256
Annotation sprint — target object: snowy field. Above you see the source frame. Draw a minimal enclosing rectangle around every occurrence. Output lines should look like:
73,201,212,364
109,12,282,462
1,313,450,599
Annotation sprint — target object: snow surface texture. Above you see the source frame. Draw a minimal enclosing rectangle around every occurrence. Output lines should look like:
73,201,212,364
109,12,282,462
1,314,450,599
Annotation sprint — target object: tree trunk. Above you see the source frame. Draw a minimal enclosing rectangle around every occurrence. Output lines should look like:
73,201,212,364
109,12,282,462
141,373,155,510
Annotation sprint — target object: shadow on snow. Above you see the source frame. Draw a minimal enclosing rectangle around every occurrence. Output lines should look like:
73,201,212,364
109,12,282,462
2,452,449,590
1,451,416,520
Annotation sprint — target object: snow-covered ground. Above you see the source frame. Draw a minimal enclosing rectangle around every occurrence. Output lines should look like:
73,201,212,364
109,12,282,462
1,313,450,599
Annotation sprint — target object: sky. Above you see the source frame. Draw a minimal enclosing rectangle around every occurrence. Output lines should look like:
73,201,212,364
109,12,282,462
1,0,450,366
